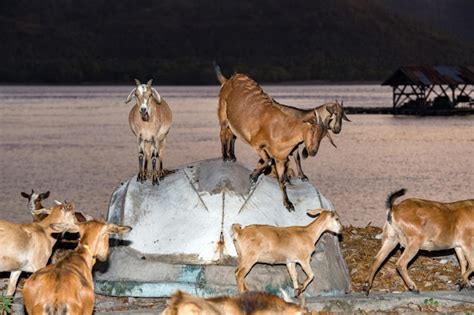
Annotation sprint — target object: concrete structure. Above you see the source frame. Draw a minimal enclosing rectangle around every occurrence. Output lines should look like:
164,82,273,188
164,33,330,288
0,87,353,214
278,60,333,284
94,158,350,297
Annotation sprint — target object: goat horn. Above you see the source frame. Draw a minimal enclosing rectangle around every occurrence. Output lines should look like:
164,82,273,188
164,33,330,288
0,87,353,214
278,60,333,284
152,88,162,104
342,111,351,122
315,110,320,124
147,79,153,86
125,88,136,104
279,288,297,304
134,79,141,86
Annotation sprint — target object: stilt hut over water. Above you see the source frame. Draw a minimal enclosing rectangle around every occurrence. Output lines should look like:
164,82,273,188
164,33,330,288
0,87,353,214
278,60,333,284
382,66,474,113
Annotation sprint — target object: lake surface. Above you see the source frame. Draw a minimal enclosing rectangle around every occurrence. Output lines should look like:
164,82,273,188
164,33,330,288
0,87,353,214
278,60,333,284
0,85,472,227
0,84,393,108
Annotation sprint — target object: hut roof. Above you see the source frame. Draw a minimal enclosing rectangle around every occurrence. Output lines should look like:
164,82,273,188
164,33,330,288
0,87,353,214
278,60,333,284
382,66,474,87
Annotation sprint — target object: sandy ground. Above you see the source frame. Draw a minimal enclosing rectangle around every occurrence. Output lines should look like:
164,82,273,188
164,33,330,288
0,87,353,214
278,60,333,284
0,88,473,227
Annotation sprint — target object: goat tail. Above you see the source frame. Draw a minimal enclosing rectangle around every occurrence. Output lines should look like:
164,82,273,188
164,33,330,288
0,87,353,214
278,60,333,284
213,61,227,84
231,223,242,236
386,189,406,209
386,188,406,223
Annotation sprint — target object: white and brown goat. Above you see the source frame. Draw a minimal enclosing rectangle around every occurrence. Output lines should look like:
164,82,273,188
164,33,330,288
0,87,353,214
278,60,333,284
363,189,473,294
0,202,77,296
162,290,305,315
22,189,92,223
126,79,172,185
232,209,342,296
23,220,131,315
216,72,329,210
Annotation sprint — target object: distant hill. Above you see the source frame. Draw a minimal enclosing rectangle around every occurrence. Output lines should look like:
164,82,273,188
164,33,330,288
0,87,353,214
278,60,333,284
0,0,473,84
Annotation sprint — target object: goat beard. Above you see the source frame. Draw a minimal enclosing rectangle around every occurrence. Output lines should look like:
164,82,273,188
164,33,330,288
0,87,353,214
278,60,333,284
141,112,150,122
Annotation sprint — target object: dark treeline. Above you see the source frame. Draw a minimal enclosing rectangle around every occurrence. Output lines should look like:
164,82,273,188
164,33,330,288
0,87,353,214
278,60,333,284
0,0,473,84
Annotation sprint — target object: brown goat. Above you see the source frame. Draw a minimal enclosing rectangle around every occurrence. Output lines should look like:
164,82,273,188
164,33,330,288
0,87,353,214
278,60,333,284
232,209,342,296
0,202,77,296
162,290,305,315
23,220,132,315
216,72,327,211
363,189,473,294
126,79,173,185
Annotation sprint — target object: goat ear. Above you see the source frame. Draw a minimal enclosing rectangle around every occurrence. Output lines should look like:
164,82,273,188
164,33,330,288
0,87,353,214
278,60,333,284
125,88,136,104
146,79,153,87
21,192,30,199
152,88,162,104
306,208,324,218
39,191,50,200
32,208,51,215
134,78,141,86
107,224,132,235
49,223,80,234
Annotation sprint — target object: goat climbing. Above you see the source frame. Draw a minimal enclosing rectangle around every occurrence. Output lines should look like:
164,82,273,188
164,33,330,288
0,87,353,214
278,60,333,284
215,71,328,210
126,79,172,185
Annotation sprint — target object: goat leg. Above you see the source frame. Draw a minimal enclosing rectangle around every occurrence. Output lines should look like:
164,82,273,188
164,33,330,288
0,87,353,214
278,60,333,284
294,151,308,181
249,158,273,185
229,135,237,162
286,262,300,297
395,243,421,293
275,159,294,211
6,270,21,297
138,153,144,183
152,155,158,185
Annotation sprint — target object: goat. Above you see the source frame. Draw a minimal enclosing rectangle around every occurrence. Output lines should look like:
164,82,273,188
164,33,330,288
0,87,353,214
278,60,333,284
22,190,92,223
214,64,350,181
232,209,342,296
216,72,328,211
162,290,305,315
0,202,77,297
126,79,172,185
23,220,132,315
363,189,473,294
21,189,50,221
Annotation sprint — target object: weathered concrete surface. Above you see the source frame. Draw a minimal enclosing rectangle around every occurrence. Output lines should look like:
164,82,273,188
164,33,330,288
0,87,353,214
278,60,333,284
95,158,350,297
10,290,474,314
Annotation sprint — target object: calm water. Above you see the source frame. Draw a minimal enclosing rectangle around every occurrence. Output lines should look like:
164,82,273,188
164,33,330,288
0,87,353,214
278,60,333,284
0,84,392,108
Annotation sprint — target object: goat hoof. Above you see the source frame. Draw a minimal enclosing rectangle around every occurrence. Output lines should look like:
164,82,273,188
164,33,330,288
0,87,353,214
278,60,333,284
362,283,370,295
410,288,420,294
294,289,301,297
301,176,309,182
285,203,295,212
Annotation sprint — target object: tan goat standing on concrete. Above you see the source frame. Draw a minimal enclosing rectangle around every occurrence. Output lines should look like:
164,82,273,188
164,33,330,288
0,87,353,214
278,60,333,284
0,202,77,296
126,79,172,185
363,189,473,294
232,209,343,297
23,220,132,315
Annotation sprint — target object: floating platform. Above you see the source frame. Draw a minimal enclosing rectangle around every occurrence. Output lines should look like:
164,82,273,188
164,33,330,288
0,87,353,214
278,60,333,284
94,158,350,297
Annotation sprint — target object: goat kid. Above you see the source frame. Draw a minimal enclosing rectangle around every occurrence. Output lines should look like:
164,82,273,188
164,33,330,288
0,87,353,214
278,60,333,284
0,202,77,296
232,209,342,296
23,220,132,315
126,79,172,185
162,290,306,315
363,189,473,294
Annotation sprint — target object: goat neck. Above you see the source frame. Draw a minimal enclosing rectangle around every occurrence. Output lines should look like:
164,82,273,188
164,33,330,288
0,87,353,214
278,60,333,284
306,213,331,244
